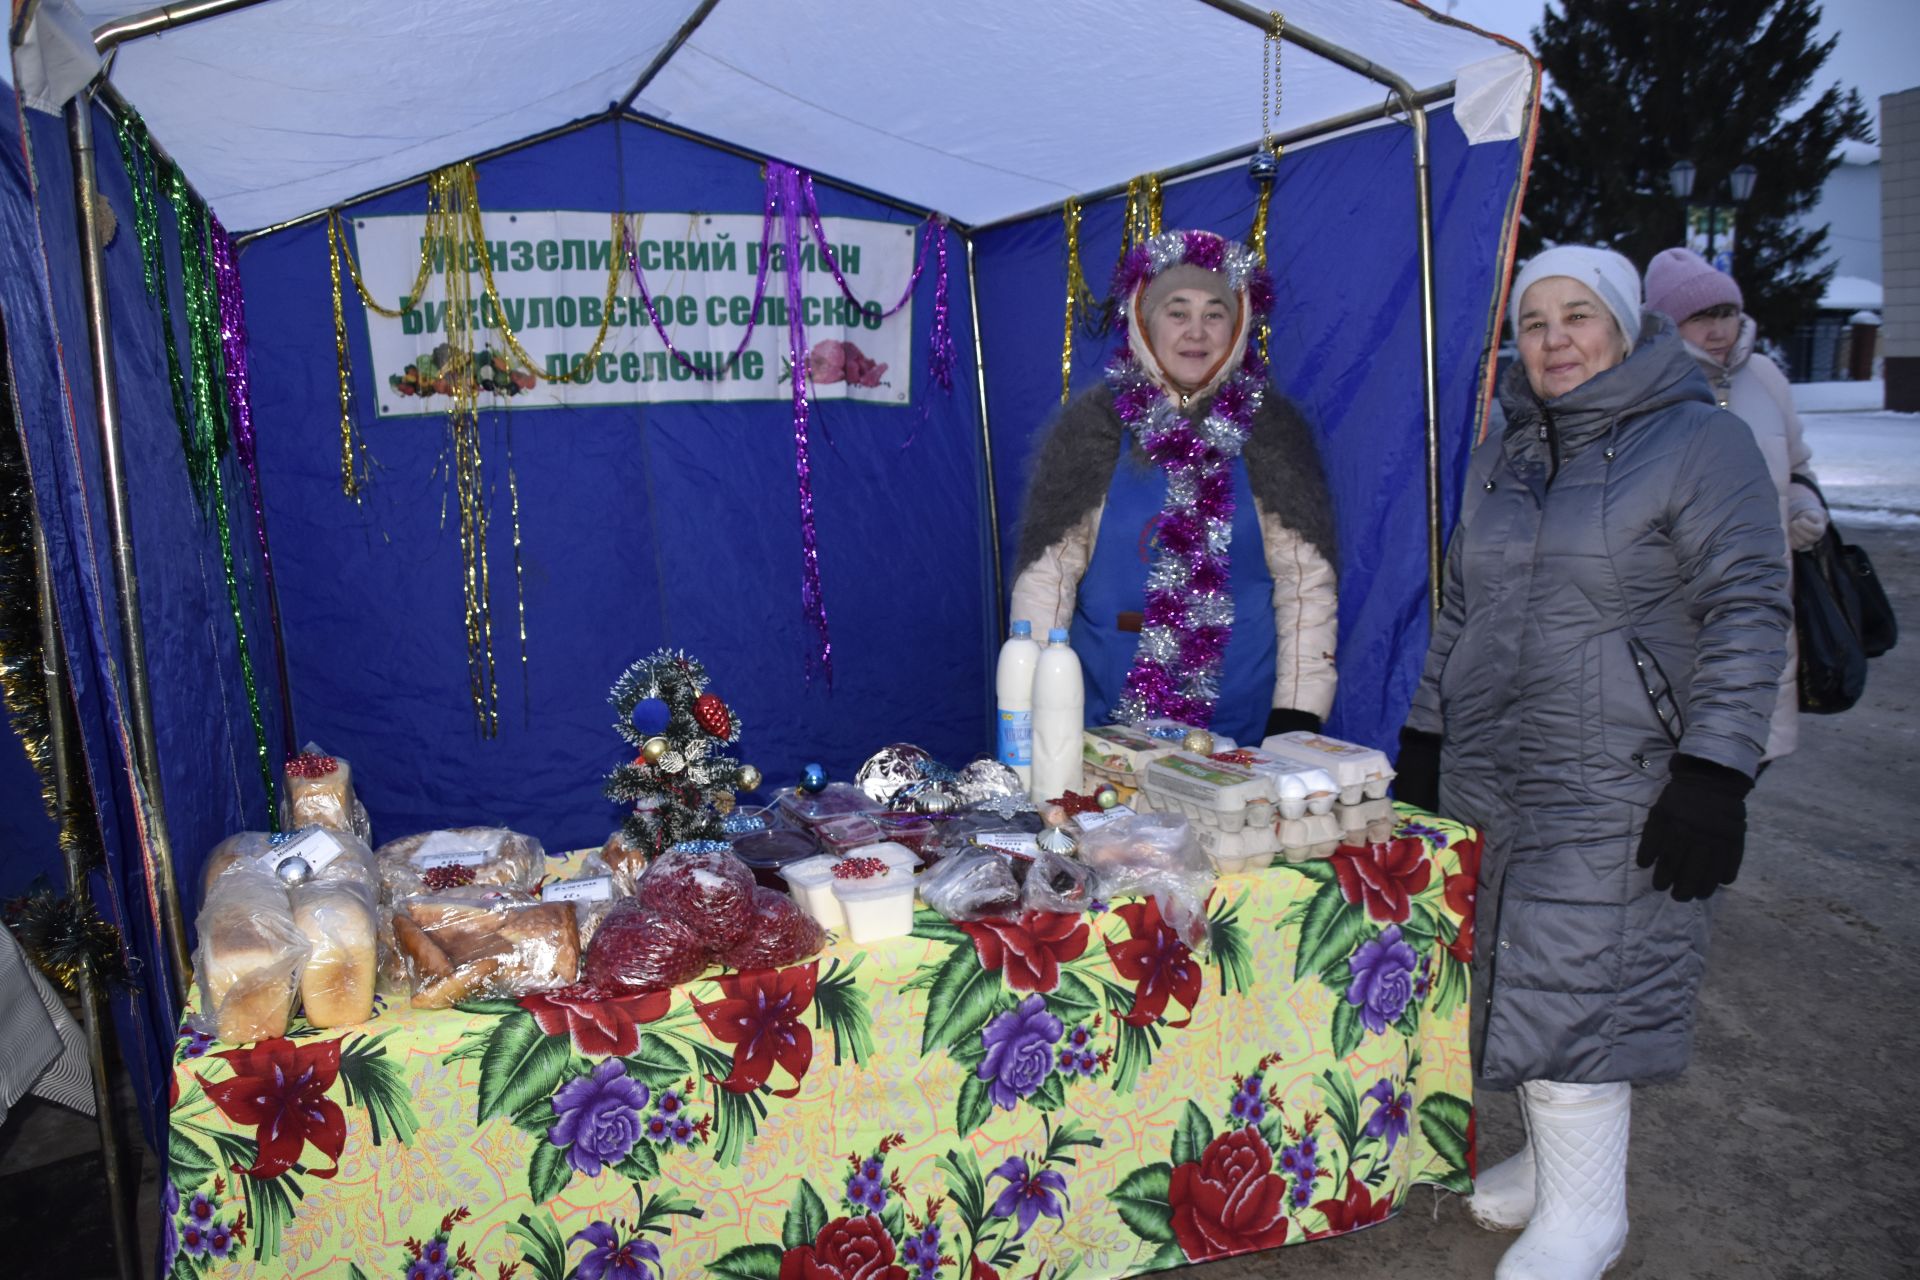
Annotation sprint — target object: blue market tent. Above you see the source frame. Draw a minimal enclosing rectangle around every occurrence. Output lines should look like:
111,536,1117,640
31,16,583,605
3,0,1537,1179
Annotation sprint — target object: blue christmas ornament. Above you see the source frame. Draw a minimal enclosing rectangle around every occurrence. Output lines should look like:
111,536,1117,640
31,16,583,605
1248,149,1278,183
800,762,828,794
630,696,671,737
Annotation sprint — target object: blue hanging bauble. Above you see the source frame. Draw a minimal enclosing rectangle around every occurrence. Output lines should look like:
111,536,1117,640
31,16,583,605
1248,149,1278,184
800,762,828,794
630,697,671,738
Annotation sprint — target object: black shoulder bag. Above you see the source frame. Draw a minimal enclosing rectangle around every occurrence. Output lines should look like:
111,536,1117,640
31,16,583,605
1791,475,1897,714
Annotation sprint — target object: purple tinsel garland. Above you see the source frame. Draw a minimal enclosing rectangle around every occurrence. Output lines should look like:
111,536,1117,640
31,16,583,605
1106,230,1273,728
620,197,777,381
210,216,295,753
771,162,833,686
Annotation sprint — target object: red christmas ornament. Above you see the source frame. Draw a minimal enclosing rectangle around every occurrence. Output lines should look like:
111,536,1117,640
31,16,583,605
693,693,732,739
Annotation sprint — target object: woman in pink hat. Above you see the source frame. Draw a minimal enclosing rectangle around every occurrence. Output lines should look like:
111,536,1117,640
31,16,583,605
1644,247,1827,765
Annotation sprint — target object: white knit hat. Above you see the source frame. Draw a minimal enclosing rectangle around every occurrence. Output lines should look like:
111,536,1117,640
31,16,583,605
1509,246,1643,355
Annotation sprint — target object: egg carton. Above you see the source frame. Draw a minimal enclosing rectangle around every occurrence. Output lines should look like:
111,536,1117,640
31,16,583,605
1203,747,1340,821
1277,812,1345,862
1257,732,1395,807
1138,752,1276,834
1081,722,1234,790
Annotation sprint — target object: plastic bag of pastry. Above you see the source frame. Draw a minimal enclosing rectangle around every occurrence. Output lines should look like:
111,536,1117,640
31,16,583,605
1078,812,1215,953
634,843,757,949
375,825,546,901
281,743,373,843
1022,848,1096,915
584,899,714,990
915,849,1023,922
600,825,650,893
391,889,581,1009
192,863,309,1044
541,855,625,948
719,886,827,972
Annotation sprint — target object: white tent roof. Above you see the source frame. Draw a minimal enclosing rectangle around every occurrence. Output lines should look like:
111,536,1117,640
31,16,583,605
21,0,1521,232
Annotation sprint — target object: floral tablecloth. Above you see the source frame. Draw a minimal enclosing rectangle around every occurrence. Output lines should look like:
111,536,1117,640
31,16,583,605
163,810,1480,1280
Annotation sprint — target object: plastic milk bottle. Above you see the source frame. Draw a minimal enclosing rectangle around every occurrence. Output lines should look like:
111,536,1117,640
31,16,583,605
1030,628,1086,802
996,620,1041,786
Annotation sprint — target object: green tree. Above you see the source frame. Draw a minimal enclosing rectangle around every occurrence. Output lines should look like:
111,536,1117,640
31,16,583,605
1521,0,1872,346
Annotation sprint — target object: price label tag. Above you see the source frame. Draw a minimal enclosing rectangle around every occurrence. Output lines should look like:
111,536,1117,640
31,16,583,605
255,827,345,877
1073,805,1136,832
417,848,487,870
974,831,1040,857
544,876,614,904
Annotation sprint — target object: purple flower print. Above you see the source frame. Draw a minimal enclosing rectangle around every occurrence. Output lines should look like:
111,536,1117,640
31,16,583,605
549,1059,650,1177
423,1239,448,1266
179,1219,210,1259
570,1221,662,1280
1229,1091,1267,1126
1067,1024,1094,1052
186,1191,215,1225
1346,925,1419,1035
159,1181,179,1276
861,1156,883,1181
1288,1179,1313,1209
669,1116,694,1146
406,1260,450,1280
1298,1132,1319,1162
988,1156,1070,1239
978,995,1063,1111
1364,1078,1413,1154
206,1220,234,1260
655,1088,683,1117
1279,1144,1310,1177
1076,1051,1098,1077
1400,819,1450,848
644,1112,672,1145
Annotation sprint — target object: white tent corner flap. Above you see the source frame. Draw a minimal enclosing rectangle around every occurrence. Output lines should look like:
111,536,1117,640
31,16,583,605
1452,50,1532,146
12,0,102,115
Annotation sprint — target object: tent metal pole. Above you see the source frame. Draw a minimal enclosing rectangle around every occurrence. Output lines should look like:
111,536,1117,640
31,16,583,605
32,517,138,1280
66,91,192,1009
91,0,278,55
614,0,723,116
960,231,1004,640
1196,0,1447,620
969,82,1452,232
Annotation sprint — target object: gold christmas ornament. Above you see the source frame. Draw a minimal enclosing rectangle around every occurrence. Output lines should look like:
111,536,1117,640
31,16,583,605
1182,729,1215,755
642,736,669,764
737,764,763,792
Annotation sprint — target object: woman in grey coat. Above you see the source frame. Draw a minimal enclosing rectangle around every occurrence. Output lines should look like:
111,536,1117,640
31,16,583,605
1394,247,1790,1280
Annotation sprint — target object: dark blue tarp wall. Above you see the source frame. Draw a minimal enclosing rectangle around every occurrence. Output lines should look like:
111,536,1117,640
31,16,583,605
973,105,1520,753
240,118,996,855
3,96,278,1144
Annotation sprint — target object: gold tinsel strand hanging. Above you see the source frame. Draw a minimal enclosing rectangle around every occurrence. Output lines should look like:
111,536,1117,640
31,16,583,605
1254,9,1286,364
1252,179,1275,365
1059,198,1100,405
327,213,373,500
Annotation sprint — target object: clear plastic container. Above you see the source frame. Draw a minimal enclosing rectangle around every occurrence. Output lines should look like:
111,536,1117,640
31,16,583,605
815,812,886,856
781,845,917,930
731,828,821,891
777,783,881,828
831,873,917,943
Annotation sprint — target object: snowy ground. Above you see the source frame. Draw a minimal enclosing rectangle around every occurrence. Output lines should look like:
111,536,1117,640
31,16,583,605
1796,397,1920,527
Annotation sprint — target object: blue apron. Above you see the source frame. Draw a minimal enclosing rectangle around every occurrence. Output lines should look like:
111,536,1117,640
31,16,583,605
1070,439,1277,746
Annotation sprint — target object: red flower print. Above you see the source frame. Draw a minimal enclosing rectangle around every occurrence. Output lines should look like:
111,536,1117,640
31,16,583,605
960,911,1090,994
1466,1107,1479,1179
1307,1170,1394,1238
520,983,672,1058
1167,1127,1291,1259
1103,897,1202,1028
692,963,816,1097
968,1261,998,1280
195,1038,348,1180
1329,838,1433,924
1443,834,1482,965
778,1214,908,1280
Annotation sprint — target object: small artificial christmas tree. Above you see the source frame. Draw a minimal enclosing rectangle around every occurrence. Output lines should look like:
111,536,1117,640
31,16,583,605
604,650,759,858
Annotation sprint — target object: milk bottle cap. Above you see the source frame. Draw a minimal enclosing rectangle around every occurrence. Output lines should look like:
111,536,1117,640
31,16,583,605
1048,628,1069,644
1011,620,1032,637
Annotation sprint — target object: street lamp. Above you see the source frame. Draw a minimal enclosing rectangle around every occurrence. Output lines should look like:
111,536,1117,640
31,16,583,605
1668,160,1758,261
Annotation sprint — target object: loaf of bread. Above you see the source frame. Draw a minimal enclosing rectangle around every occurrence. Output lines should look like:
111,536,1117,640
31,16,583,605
284,749,363,836
288,841,379,1028
391,893,579,1010
375,826,545,901
194,865,308,1044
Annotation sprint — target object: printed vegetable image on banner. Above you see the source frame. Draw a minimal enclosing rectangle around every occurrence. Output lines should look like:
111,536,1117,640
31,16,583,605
346,211,920,411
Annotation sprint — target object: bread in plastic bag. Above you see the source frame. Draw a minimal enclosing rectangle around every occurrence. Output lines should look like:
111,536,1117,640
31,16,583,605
277,829,379,1028
634,845,757,948
390,890,580,1009
193,861,308,1044
600,827,650,893
1022,848,1096,914
1077,812,1215,952
721,886,827,971
375,825,545,900
281,743,373,843
584,899,713,990
915,849,1023,922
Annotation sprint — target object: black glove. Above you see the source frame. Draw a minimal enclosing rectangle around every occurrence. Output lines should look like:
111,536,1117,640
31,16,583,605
1636,754,1753,902
1393,728,1442,813
1263,708,1321,739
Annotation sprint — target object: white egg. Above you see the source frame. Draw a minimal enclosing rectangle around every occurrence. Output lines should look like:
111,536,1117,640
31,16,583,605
1277,773,1308,801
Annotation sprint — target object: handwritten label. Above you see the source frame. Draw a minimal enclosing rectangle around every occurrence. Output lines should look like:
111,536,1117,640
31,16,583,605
256,827,345,877
417,848,487,870
974,831,1041,857
544,876,614,904
1073,805,1137,832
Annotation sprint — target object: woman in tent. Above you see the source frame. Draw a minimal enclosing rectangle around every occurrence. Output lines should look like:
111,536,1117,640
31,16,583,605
1007,229,1337,748
1394,246,1789,1279
1645,246,1827,767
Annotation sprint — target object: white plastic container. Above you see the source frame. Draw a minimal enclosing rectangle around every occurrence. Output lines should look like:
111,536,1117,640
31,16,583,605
781,844,918,932
995,620,1041,787
831,874,917,943
1258,732,1396,806
1029,628,1086,802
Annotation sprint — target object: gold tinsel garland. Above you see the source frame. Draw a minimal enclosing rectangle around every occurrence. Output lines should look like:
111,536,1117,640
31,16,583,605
1058,198,1101,405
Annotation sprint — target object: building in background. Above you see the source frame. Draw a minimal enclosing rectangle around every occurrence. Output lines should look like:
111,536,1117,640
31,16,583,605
1788,139,1884,382
1884,87,1920,410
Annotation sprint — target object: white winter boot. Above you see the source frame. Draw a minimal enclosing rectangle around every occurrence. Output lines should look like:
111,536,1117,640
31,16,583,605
1494,1079,1630,1280
1467,1093,1533,1231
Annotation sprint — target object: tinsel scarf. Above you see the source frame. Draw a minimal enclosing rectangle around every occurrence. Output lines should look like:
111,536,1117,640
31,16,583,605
1106,231,1275,729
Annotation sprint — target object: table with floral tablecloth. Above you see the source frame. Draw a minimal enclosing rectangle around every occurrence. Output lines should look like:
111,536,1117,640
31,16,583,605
161,809,1480,1280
